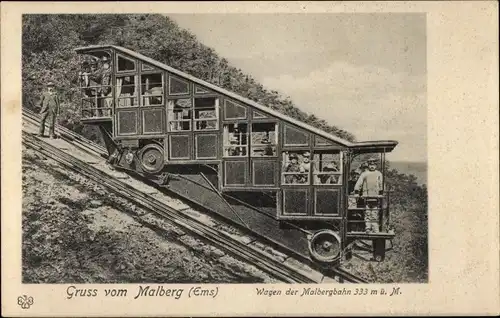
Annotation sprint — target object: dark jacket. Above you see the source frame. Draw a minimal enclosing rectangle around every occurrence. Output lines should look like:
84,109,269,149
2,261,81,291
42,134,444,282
40,91,60,114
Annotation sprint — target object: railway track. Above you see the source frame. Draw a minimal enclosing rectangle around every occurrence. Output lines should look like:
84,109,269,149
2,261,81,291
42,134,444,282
22,108,368,284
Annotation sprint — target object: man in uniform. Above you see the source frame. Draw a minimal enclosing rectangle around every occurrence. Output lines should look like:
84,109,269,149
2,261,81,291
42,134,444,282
353,157,383,233
38,82,60,139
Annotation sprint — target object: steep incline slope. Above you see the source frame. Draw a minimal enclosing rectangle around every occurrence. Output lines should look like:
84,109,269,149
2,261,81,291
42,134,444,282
22,146,279,283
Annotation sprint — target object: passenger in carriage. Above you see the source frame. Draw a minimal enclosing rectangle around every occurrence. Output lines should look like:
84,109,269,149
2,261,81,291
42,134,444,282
79,61,96,107
79,61,91,90
261,136,274,156
83,56,112,117
320,161,340,184
284,153,301,183
285,152,307,184
348,169,360,193
98,56,112,116
229,135,240,156
228,125,245,156
147,88,163,105
300,151,311,173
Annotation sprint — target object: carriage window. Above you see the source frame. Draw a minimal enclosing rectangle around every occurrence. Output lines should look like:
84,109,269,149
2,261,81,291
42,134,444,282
79,54,113,117
315,136,333,146
253,110,268,119
224,100,247,120
223,123,248,157
281,151,310,185
283,189,308,215
169,76,189,95
194,97,219,131
141,63,157,71
251,122,277,157
195,85,210,94
167,98,192,131
284,124,309,146
116,75,138,107
117,54,136,72
253,161,276,186
313,151,342,185
141,73,164,106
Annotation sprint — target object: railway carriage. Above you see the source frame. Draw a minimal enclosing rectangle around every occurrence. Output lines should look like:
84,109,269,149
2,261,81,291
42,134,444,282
75,45,398,266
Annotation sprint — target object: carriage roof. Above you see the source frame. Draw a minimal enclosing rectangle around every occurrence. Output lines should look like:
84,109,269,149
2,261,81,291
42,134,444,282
75,45,398,153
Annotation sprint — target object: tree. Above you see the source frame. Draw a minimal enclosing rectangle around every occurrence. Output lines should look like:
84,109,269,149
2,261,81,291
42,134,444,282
23,14,358,144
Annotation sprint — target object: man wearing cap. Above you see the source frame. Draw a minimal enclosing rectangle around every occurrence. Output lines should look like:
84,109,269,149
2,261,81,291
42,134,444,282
353,157,383,233
38,82,60,138
300,151,311,172
354,158,383,196
89,55,112,116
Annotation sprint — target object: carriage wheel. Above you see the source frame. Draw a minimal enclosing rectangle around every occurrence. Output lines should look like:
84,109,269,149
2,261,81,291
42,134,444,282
308,230,342,263
138,143,165,174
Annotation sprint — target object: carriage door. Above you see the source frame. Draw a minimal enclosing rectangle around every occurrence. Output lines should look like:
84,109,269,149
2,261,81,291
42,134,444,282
311,150,344,217
250,120,279,188
221,100,249,189
280,124,311,218
115,54,140,137
193,95,219,160
166,75,192,161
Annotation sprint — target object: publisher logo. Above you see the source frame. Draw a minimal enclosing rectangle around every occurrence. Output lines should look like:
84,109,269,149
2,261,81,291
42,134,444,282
17,295,34,309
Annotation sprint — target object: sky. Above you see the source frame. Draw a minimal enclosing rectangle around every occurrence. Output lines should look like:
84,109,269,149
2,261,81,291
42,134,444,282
169,13,427,162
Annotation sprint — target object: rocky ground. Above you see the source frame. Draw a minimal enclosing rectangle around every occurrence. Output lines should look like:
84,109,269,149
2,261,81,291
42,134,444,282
22,143,426,284
344,206,428,283
22,146,279,284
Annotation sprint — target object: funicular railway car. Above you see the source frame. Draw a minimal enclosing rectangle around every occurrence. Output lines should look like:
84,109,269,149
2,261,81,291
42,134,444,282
75,45,398,266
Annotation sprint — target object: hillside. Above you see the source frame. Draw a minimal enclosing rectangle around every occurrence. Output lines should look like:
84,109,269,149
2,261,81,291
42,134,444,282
22,14,355,143
22,145,278,283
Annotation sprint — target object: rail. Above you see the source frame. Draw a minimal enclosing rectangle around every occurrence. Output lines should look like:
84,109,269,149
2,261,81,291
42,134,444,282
23,108,367,284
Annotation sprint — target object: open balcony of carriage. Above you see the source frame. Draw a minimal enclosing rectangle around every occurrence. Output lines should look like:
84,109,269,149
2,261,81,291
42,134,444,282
77,46,165,125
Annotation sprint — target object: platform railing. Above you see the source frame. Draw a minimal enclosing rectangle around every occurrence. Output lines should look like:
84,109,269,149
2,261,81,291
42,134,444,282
346,194,392,234
80,85,113,119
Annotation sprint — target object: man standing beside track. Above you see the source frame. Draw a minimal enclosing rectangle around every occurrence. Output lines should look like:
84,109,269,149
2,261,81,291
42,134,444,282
38,81,60,139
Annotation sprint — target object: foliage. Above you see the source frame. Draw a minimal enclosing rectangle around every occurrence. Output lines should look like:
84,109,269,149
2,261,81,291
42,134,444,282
387,168,428,281
344,164,427,282
22,14,355,143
